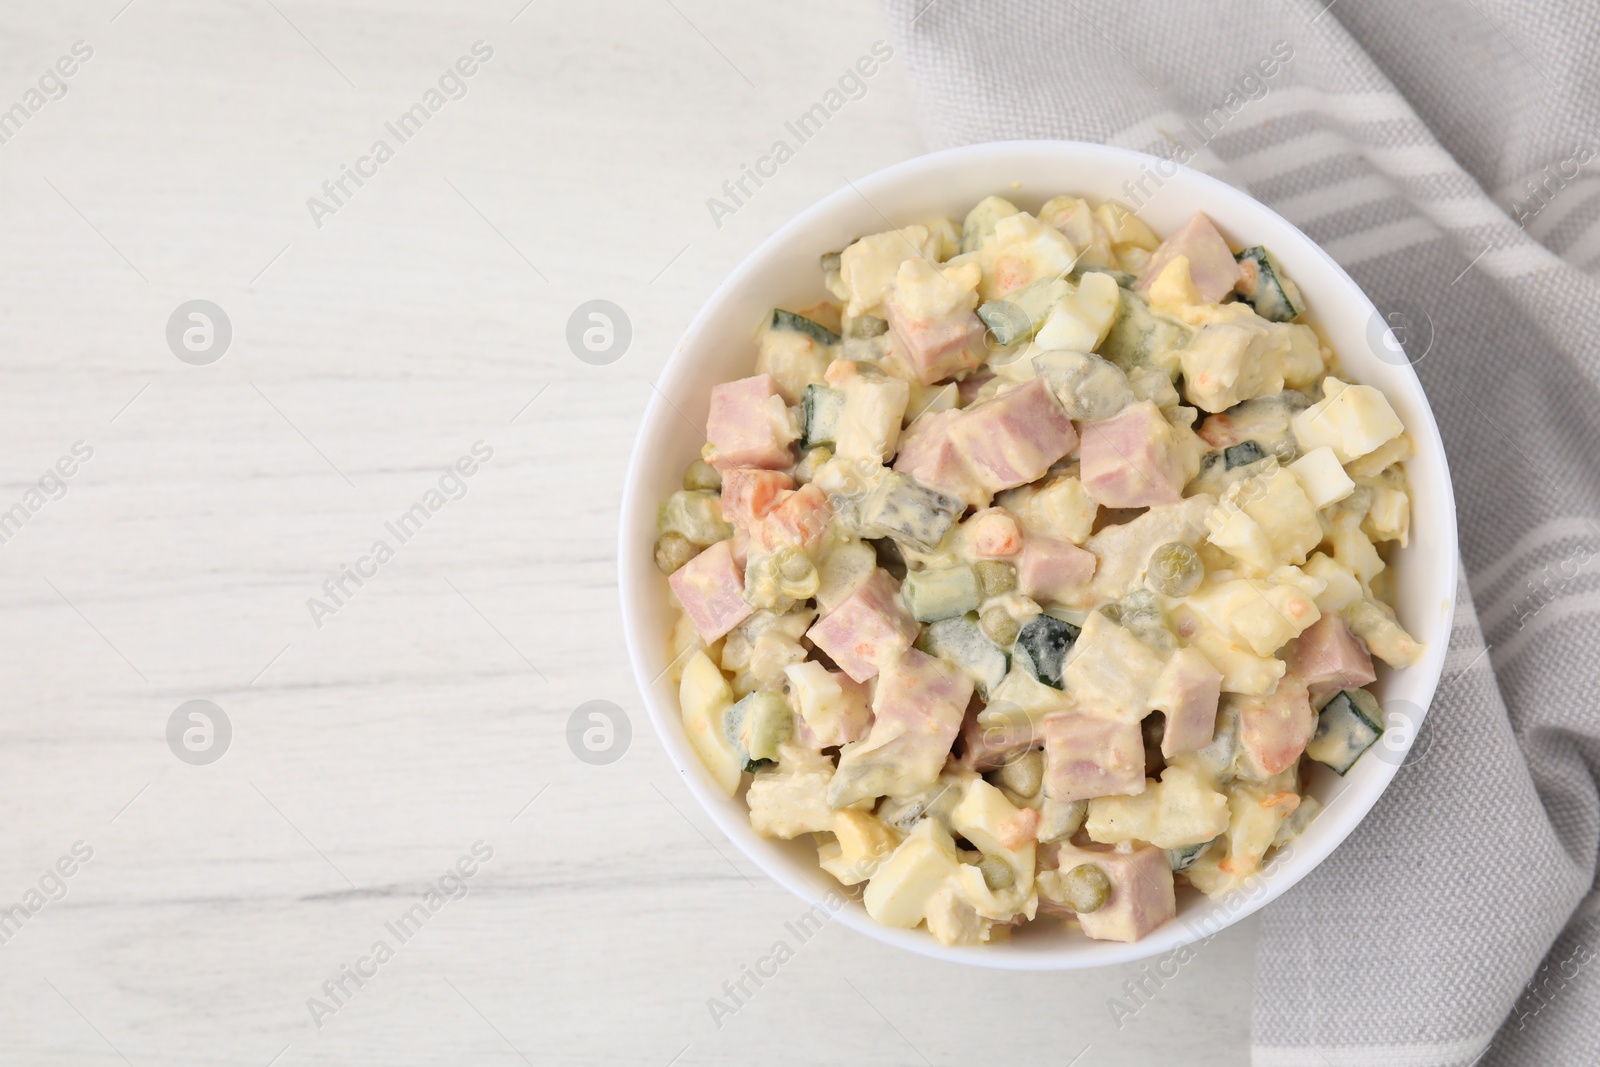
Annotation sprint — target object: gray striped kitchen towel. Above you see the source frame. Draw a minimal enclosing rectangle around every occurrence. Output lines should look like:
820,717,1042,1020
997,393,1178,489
881,1,1600,1063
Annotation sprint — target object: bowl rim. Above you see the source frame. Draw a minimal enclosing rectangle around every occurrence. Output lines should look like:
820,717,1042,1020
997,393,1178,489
618,138,1459,970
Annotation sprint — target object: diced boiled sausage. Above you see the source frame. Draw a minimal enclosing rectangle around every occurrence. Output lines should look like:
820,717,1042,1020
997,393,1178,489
1134,212,1241,304
829,648,974,806
805,568,920,683
1284,614,1377,703
1079,400,1191,508
884,303,988,385
668,539,754,642
1042,713,1146,802
1016,536,1097,603
948,379,1078,495
1234,676,1316,777
1149,646,1223,758
893,409,989,508
1049,841,1175,942
704,374,797,471
958,712,1036,772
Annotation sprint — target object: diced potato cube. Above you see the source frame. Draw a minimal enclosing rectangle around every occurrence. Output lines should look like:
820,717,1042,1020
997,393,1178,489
1289,446,1356,509
1237,467,1323,565
1039,196,1114,268
999,474,1098,545
1186,623,1286,695
923,884,994,946
827,361,911,464
1147,256,1202,317
1062,612,1165,723
1184,773,1300,897
951,779,1037,897
1345,432,1413,479
889,256,982,322
922,217,961,260
756,327,831,405
747,753,835,839
1280,324,1325,391
1188,578,1320,658
1291,377,1404,463
839,225,938,317
1206,496,1276,575
1094,202,1160,252
1363,485,1410,546
1086,764,1230,848
1280,326,1331,396
1302,552,1364,613
1330,511,1385,588
863,818,961,928
1179,316,1288,413
1247,582,1321,656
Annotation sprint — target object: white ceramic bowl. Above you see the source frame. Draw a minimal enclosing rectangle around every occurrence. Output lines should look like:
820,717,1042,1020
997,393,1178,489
619,141,1458,970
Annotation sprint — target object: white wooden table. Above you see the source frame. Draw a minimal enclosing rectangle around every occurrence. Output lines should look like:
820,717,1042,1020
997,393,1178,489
0,1,1254,1063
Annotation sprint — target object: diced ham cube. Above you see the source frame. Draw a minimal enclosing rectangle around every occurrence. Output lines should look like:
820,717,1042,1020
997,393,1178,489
1016,536,1096,603
1235,676,1316,777
1134,212,1242,304
895,408,960,467
958,712,1036,772
751,483,833,555
1079,400,1190,508
719,468,794,529
948,379,1078,494
1284,614,1377,703
805,569,920,683
704,374,796,472
830,648,974,806
970,508,1023,557
1041,713,1146,803
1051,841,1175,943
883,302,987,385
957,370,996,406
667,539,753,643
893,409,989,508
1149,646,1223,758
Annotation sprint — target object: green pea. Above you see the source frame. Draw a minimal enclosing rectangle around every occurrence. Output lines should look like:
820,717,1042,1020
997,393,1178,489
979,856,1015,891
975,560,1018,598
683,459,722,492
654,532,695,575
775,549,819,599
1061,863,1111,913
996,749,1043,799
1147,541,1202,597
980,605,1020,646
848,314,888,339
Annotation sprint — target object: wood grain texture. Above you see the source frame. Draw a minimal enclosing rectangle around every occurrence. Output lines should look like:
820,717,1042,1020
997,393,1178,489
0,1,1253,1063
